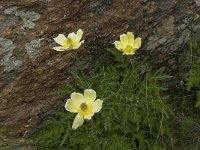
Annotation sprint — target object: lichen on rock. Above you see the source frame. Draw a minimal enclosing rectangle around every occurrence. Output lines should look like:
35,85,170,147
25,39,44,62
0,38,22,72
194,0,200,6
4,7,40,29
3,7,18,15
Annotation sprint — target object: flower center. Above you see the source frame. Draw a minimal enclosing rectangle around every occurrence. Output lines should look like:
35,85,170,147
78,103,92,116
124,45,133,53
80,103,88,112
63,38,73,48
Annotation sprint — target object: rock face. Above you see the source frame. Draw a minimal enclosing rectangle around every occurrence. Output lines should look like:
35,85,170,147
0,0,199,149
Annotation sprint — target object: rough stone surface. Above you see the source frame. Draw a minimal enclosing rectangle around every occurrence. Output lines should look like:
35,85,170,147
25,39,44,61
4,7,18,14
0,38,22,71
157,16,175,36
194,0,200,6
39,0,52,2
4,7,40,29
0,0,199,149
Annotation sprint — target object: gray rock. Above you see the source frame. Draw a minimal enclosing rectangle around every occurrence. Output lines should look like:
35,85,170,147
4,7,40,29
0,38,14,53
102,0,112,5
192,25,200,40
141,0,147,3
39,0,52,2
4,7,18,14
0,6,3,10
158,0,173,10
158,16,175,36
194,24,200,32
15,10,40,22
25,39,44,61
158,37,168,44
0,38,22,71
178,29,191,44
147,36,167,50
194,0,200,6
22,19,36,29
15,10,40,29
0,15,18,32
178,24,186,30
169,40,180,51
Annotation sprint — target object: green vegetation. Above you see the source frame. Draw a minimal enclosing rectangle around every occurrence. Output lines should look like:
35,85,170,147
171,39,200,150
186,40,200,107
32,41,200,150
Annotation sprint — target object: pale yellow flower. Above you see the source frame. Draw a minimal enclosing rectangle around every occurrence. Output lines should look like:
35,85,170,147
114,32,142,55
65,89,103,130
53,29,84,51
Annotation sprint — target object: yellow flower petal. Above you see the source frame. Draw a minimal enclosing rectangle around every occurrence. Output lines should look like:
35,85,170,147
53,34,67,46
92,99,103,113
72,114,84,130
120,34,128,47
72,40,84,49
71,92,84,102
65,98,80,113
68,32,78,42
133,37,142,49
53,46,67,51
127,32,134,46
84,112,94,120
84,89,96,104
65,93,84,113
114,41,123,50
76,29,83,42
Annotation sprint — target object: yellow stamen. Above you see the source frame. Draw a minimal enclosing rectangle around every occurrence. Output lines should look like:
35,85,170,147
63,38,71,48
124,45,134,53
78,103,92,116
80,103,88,111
